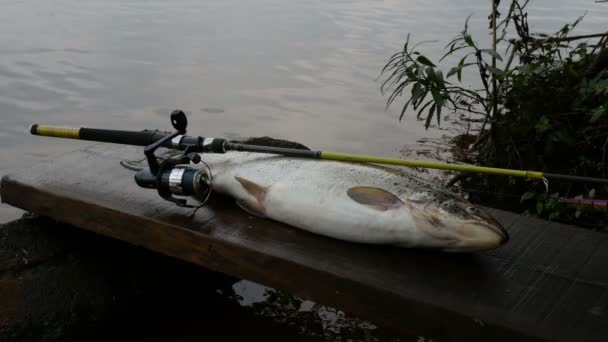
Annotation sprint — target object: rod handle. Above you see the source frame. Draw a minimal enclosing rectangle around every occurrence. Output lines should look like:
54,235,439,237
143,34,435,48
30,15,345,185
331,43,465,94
30,124,172,147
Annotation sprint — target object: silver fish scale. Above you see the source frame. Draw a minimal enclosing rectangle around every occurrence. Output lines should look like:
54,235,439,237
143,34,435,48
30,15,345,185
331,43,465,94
200,152,441,196
126,150,454,196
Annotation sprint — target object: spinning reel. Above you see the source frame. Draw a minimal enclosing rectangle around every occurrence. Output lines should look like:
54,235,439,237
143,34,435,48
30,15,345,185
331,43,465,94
133,110,212,207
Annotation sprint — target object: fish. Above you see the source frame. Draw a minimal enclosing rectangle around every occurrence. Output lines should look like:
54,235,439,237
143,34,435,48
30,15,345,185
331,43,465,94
195,151,508,252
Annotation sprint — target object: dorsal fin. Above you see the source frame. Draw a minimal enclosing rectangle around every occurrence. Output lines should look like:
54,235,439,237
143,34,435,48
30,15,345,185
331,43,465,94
347,186,404,211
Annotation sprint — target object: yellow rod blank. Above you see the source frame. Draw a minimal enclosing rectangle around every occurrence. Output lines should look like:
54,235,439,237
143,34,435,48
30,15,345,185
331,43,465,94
320,151,545,180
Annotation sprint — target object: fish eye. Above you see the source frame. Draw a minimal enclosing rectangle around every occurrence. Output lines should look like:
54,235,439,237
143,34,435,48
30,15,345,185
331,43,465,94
466,207,478,214
441,200,456,210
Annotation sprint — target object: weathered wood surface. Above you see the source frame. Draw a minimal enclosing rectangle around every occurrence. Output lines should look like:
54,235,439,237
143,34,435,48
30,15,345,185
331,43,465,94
1,144,607,341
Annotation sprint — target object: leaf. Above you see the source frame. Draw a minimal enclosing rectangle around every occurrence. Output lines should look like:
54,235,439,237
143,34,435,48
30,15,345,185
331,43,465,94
425,66,435,79
521,192,535,202
396,83,422,120
517,64,531,73
385,81,408,110
431,90,444,107
447,67,459,79
440,45,468,62
463,34,474,47
486,66,505,77
380,52,402,75
417,66,425,79
436,103,442,125
399,98,411,121
416,99,432,118
413,89,429,109
457,56,467,82
425,103,436,129
480,49,503,61
434,70,445,88
416,56,436,67
589,106,605,123
410,83,423,103
535,116,551,134
431,91,444,126
536,201,544,215
548,212,560,221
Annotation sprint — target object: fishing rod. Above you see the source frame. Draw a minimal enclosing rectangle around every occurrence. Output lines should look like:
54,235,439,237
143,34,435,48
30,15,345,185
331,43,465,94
30,110,608,206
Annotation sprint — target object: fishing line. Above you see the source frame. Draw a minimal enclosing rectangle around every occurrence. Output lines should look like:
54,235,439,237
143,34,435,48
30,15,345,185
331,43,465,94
120,159,145,171
119,150,183,171
186,161,213,218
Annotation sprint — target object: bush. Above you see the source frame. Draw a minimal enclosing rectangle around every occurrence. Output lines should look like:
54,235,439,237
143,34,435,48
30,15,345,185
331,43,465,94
381,0,608,228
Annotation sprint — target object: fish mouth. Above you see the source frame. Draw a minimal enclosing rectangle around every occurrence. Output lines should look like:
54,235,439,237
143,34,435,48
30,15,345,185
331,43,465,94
441,221,509,252
411,204,509,251
481,222,509,245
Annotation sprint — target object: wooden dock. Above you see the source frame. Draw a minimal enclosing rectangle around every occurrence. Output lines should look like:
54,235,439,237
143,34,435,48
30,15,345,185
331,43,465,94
2,144,607,341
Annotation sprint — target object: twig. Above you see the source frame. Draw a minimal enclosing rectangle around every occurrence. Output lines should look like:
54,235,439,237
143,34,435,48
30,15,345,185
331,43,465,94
504,46,517,72
447,174,470,187
473,130,490,148
473,51,493,144
589,34,606,56
586,39,608,77
491,0,499,121
602,137,608,178
537,32,608,43
452,105,488,117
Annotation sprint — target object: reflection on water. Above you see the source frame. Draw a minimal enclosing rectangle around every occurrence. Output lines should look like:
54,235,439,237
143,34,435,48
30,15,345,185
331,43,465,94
225,280,405,342
1,0,606,338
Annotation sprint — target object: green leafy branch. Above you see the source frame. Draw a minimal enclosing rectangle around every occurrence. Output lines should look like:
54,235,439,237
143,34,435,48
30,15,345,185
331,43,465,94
380,0,607,132
380,15,506,129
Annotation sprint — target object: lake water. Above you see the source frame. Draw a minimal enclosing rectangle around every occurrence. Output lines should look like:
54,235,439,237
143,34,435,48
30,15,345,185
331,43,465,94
1,0,606,222
0,0,606,339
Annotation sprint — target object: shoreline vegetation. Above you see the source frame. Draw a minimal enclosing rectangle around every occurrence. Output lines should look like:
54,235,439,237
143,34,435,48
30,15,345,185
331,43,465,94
381,0,608,229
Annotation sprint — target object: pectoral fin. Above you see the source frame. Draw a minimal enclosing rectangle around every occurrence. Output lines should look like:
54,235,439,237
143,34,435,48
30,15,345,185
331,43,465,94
235,176,268,216
236,200,267,218
347,186,404,211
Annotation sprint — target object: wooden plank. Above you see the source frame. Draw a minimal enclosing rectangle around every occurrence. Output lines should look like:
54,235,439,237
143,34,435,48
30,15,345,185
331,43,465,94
2,144,608,341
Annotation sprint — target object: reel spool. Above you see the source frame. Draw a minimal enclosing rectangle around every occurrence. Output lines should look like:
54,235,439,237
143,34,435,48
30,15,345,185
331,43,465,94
134,110,212,207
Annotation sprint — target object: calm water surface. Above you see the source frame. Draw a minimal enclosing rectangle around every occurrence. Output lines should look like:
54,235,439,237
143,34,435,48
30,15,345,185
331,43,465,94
1,1,605,171
1,0,606,339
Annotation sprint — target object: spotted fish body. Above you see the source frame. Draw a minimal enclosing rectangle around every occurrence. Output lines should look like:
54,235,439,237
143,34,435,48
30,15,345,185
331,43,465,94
198,152,508,252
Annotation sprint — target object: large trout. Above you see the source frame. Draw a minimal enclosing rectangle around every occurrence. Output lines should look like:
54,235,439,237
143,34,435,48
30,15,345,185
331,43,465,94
198,151,508,252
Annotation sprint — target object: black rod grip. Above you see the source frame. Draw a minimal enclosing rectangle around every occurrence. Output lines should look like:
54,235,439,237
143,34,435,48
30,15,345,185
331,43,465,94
79,128,171,146
30,124,176,148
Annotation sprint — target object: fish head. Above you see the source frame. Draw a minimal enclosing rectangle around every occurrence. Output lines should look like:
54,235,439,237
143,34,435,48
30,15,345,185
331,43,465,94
407,190,508,252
